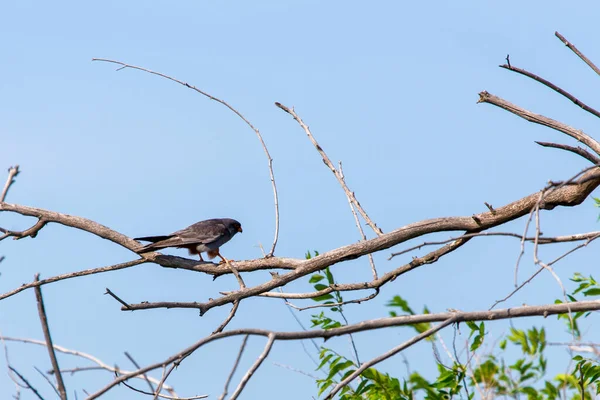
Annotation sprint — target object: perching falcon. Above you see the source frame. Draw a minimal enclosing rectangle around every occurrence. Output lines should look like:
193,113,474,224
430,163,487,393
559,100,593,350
134,218,242,263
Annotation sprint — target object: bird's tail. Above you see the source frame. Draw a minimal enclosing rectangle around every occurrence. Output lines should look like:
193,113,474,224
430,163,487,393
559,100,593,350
134,235,171,253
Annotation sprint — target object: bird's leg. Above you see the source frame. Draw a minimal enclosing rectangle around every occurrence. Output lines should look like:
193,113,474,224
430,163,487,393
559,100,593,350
215,250,231,264
198,253,205,262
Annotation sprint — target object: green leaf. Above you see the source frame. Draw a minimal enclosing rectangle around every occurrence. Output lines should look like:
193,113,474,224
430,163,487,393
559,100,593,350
583,288,600,296
309,274,324,284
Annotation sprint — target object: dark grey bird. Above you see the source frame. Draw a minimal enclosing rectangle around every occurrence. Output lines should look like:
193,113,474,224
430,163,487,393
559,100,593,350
134,218,242,263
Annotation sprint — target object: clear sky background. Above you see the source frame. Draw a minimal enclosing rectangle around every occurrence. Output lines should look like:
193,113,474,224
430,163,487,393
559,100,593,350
2,1,600,399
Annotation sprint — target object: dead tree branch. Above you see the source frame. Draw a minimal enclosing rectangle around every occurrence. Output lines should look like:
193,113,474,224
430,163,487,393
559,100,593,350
555,31,600,76
34,274,67,400
87,299,600,399
218,335,249,400
499,63,600,119
478,91,600,157
1,337,177,395
0,165,19,203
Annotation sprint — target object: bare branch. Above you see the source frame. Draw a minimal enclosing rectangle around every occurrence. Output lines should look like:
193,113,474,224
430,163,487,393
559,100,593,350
275,102,383,236
339,161,378,279
555,31,600,76
104,288,132,310
284,290,379,310
1,165,20,203
535,141,600,165
325,317,458,399
229,333,275,400
490,233,600,310
34,274,67,400
212,301,240,335
1,337,176,393
124,351,155,394
499,63,600,119
389,230,600,260
87,299,600,399
478,91,600,157
0,259,146,301
92,58,280,257
0,218,48,242
8,367,44,400
218,335,249,400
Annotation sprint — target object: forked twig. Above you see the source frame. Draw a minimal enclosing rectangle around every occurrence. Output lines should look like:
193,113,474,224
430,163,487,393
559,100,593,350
275,102,383,236
92,58,280,257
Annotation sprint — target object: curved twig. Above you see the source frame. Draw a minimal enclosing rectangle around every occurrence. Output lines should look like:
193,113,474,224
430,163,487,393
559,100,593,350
92,58,280,257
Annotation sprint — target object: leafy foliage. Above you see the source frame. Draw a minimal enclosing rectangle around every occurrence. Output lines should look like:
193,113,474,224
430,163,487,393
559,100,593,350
303,261,600,399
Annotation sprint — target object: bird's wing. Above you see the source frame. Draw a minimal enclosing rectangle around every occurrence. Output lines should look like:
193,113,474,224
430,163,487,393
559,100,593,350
173,219,229,245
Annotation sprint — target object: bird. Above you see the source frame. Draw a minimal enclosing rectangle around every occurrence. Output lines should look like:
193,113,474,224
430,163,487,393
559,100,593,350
134,218,242,263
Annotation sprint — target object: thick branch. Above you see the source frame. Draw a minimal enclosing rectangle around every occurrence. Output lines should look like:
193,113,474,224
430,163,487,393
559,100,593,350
125,167,600,314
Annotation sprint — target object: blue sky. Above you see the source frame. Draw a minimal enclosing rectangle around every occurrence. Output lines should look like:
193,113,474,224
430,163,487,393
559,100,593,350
2,1,600,399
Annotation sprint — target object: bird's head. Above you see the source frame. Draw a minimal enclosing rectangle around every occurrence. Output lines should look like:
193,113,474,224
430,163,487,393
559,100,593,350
225,219,243,235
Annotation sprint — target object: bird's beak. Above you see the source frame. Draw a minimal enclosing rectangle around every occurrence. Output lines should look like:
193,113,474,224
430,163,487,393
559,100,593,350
238,226,243,233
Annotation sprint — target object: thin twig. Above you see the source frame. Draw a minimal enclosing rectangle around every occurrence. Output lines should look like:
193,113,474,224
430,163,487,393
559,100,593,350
339,161,378,279
0,218,48,242
92,58,280,257
500,64,600,119
229,333,275,400
388,230,600,260
34,365,61,397
212,301,241,335
535,141,600,165
555,32,600,76
124,351,155,394
1,165,20,202
490,230,600,310
0,259,146,301
9,367,44,400
284,290,378,310
34,274,67,400
105,288,132,310
325,317,458,399
1,336,176,394
275,102,383,236
218,335,249,400
152,364,177,400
